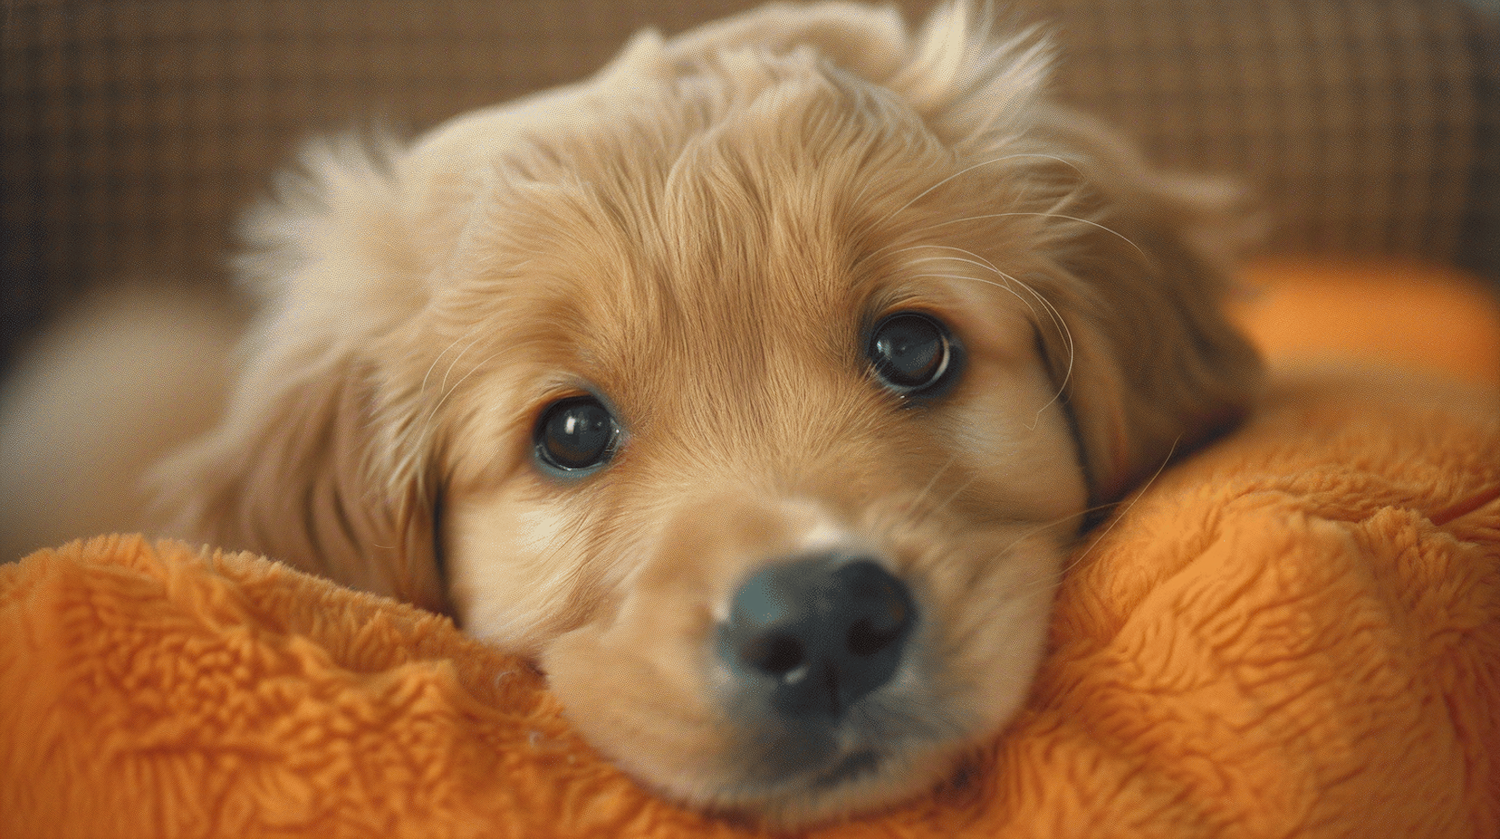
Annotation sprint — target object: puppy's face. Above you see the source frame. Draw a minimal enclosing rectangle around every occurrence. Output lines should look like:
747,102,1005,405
158,2,1260,827
436,84,1088,818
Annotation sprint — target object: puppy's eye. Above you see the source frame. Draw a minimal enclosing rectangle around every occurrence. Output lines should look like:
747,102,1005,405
867,312,961,397
534,395,621,475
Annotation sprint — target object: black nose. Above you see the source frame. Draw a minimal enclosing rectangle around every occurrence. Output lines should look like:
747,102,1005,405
718,555,916,721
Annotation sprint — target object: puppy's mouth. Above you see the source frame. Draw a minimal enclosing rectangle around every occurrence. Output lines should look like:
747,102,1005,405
723,709,942,813
811,748,882,789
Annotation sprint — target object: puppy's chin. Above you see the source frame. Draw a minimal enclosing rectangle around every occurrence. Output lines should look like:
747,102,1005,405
537,492,1067,827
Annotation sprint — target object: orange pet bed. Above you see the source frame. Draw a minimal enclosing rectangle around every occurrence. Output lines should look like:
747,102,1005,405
3,260,1499,837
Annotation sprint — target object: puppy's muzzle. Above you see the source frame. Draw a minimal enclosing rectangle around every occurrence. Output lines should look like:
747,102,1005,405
717,553,915,722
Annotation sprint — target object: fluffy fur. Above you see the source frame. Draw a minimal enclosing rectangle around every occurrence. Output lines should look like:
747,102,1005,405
5,1,1261,826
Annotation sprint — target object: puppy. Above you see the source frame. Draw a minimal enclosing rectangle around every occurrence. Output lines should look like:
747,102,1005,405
4,1,1261,826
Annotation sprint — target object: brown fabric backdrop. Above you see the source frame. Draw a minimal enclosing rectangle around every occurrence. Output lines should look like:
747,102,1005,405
3,0,1497,369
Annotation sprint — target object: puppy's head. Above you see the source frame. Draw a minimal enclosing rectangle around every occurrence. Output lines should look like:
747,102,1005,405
157,1,1260,826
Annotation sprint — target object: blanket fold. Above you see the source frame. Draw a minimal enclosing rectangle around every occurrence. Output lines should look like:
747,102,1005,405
3,368,1498,839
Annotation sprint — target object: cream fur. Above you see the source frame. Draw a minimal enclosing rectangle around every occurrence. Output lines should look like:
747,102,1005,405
3,1,1260,827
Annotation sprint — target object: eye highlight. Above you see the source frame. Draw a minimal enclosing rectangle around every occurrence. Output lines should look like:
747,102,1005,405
534,395,621,475
866,311,962,398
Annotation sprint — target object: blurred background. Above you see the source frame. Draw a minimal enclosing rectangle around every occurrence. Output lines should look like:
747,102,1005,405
2,0,1497,374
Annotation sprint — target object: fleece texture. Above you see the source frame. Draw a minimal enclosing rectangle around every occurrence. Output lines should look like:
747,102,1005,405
3,367,1498,839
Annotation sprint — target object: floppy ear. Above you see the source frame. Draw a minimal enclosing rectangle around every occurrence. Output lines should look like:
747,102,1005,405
152,138,451,613
883,2,1262,502
1022,110,1264,502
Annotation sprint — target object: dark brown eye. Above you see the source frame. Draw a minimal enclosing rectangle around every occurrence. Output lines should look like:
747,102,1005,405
534,395,620,475
867,312,961,397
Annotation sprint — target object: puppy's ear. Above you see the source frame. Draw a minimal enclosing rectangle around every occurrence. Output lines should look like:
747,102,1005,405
1024,111,1264,502
886,3,1262,502
153,137,450,612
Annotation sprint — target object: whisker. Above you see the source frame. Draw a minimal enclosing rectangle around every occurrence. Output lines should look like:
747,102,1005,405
416,346,510,447
988,506,1093,562
901,268,1075,430
905,271,1032,307
904,258,1044,320
909,452,961,516
988,268,1074,428
420,324,487,397
1004,435,1183,599
911,468,983,533
922,211,1149,260
860,454,966,555
871,156,1023,235
439,331,490,395
857,152,1091,267
933,471,983,521
862,244,1077,400
897,248,1077,429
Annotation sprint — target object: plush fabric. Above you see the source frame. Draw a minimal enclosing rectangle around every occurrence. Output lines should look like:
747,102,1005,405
3,364,1498,837
4,259,1498,835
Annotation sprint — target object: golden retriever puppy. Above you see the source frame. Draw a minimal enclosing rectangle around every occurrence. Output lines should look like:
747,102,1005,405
10,0,1261,826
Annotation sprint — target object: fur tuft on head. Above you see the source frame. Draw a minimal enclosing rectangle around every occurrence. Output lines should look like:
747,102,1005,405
893,2,1053,146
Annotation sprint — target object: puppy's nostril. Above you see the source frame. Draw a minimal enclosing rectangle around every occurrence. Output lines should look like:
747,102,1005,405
846,615,901,657
741,633,805,676
843,567,910,657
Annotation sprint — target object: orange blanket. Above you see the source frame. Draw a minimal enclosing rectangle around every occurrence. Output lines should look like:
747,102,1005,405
4,260,1500,837
3,367,1497,838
